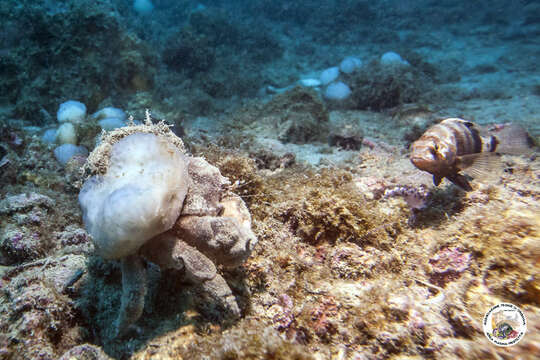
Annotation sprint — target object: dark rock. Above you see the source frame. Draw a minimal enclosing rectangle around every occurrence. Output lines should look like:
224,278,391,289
329,124,364,150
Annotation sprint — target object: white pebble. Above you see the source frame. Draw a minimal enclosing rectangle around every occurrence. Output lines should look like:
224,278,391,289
56,123,77,145
91,107,127,121
320,67,340,85
134,0,154,15
340,56,362,74
298,78,322,87
42,128,58,144
54,144,88,165
324,81,352,101
98,118,126,130
57,100,87,124
380,51,409,66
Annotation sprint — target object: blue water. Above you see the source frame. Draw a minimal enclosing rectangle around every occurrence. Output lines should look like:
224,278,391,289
0,0,538,128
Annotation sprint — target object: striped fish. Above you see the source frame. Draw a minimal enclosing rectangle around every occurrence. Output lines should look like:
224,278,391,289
409,118,529,191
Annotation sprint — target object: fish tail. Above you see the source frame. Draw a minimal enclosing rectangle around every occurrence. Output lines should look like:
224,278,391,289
492,123,533,154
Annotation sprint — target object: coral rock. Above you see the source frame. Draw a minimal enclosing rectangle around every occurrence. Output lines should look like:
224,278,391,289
429,247,471,286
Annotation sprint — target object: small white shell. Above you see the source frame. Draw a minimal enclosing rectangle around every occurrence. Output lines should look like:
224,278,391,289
298,78,322,87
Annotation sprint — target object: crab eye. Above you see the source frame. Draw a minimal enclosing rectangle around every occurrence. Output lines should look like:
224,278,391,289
433,144,439,151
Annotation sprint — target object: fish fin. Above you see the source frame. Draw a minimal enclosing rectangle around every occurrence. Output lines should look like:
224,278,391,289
463,120,476,129
446,173,473,191
492,124,533,154
433,175,442,186
457,152,501,179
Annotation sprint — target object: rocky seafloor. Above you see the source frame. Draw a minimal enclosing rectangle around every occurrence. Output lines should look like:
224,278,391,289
1,0,540,359
1,103,538,359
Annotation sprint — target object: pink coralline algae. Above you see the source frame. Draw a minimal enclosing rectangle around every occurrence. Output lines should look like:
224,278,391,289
0,228,41,265
1,255,87,358
384,184,431,210
59,344,111,360
14,209,43,225
0,192,55,265
56,226,90,246
270,294,295,332
310,297,339,339
428,247,471,286
330,245,389,280
0,192,55,214
384,184,432,226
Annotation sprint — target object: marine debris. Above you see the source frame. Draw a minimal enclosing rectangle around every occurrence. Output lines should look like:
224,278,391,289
78,117,257,337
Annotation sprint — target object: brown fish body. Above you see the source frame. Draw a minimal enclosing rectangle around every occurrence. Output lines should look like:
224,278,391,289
410,118,500,190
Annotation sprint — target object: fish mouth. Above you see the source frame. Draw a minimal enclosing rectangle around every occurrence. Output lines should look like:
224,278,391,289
410,156,426,166
410,156,433,172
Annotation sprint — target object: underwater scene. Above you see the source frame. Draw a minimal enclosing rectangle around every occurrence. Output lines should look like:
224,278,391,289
0,0,539,359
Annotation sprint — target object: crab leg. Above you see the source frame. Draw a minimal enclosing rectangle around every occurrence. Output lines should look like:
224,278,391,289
115,254,147,337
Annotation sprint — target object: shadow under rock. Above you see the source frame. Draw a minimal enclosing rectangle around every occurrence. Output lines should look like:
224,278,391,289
411,185,468,229
77,256,249,359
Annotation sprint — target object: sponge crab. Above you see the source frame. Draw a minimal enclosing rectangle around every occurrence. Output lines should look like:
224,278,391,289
78,115,257,336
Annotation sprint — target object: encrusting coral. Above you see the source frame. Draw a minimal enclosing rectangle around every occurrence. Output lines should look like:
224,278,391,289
78,113,257,337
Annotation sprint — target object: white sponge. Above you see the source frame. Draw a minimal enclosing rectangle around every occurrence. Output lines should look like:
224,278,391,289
57,100,87,124
79,133,189,259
